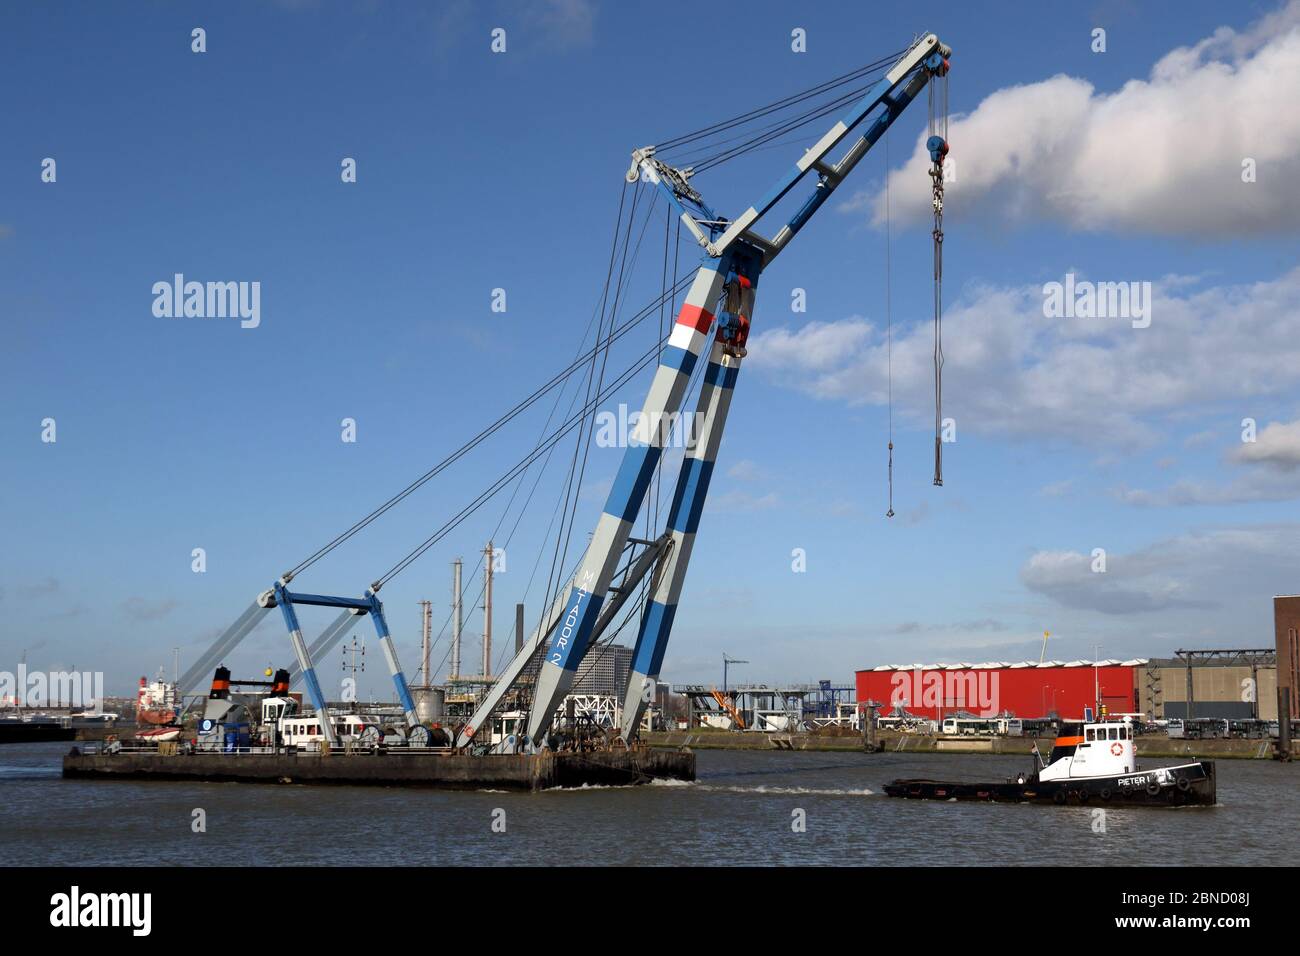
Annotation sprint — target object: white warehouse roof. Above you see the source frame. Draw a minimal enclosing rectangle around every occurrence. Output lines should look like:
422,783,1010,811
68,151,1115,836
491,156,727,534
863,659,1149,672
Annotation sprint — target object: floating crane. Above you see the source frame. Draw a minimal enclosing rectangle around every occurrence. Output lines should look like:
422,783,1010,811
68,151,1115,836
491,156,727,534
462,32,952,750
180,31,951,755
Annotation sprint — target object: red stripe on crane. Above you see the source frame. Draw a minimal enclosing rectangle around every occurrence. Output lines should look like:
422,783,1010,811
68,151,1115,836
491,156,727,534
676,304,714,334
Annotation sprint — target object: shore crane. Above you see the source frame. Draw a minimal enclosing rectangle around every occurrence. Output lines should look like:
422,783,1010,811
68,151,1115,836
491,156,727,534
459,32,953,750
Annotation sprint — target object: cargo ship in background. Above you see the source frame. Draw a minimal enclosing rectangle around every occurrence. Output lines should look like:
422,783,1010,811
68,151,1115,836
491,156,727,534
133,671,182,743
135,673,179,726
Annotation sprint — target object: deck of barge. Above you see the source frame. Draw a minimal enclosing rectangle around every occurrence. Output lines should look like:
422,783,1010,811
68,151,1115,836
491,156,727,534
62,746,695,791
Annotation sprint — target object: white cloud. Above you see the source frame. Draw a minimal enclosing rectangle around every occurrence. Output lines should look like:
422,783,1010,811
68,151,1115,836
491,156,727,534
852,2,1300,236
1114,415,1300,505
1020,549,1199,614
747,267,1300,448
1038,479,1075,498
1231,417,1300,471
1020,525,1296,614
527,0,596,49
121,597,179,622
706,490,779,513
1114,472,1300,506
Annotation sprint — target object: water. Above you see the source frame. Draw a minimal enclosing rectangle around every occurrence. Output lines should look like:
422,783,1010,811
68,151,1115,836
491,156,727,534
2,743,1295,865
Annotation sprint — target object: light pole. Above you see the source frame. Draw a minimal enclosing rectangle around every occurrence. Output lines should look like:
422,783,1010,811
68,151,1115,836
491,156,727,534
723,653,747,694
1094,643,1101,716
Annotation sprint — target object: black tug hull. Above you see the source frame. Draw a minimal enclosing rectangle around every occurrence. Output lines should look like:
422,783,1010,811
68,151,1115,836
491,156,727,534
884,760,1215,807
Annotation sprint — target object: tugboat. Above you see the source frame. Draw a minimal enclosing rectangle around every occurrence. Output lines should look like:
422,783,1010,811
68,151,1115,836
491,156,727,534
884,715,1216,807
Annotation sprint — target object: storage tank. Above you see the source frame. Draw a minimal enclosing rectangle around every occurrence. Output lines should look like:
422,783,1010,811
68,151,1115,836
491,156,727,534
413,687,445,723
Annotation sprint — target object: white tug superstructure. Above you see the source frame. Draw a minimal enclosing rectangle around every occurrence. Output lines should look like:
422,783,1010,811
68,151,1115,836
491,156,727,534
1038,717,1137,781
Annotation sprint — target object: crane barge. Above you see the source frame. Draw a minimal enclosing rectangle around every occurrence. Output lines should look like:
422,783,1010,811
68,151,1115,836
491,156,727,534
67,32,954,789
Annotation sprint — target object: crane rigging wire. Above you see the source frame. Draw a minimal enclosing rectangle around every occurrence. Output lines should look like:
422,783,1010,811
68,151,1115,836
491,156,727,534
690,74,894,175
378,182,680,589
485,206,694,714
374,319,685,587
537,183,640,635
285,46,935,586
929,67,948,487
520,188,681,665
654,50,904,155
422,182,690,688
885,130,895,519
416,183,661,678
668,74,889,172
284,249,694,580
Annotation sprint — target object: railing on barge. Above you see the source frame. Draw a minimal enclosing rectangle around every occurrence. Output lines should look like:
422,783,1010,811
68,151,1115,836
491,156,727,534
75,740,459,757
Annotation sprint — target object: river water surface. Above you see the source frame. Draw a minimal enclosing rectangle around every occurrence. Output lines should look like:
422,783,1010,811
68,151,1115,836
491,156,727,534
2,743,1294,865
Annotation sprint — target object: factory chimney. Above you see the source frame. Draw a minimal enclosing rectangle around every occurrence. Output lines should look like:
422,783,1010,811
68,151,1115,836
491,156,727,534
419,600,432,687
483,540,494,677
451,559,462,680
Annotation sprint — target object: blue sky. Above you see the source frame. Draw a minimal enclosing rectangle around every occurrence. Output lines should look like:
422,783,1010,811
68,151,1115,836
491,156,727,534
3,0,1299,700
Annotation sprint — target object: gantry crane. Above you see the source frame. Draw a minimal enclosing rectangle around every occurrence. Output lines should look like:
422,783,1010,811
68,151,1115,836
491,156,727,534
459,32,952,750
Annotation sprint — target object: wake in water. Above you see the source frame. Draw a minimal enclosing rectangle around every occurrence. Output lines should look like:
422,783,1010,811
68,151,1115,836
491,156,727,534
546,779,874,796
696,784,875,796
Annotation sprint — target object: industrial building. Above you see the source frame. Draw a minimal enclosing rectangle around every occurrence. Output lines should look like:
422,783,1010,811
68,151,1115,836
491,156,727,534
857,650,1283,723
1141,651,1278,720
571,644,633,699
856,660,1147,721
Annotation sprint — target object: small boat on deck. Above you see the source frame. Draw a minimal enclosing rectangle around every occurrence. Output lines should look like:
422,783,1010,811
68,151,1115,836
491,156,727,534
134,726,182,744
884,716,1216,807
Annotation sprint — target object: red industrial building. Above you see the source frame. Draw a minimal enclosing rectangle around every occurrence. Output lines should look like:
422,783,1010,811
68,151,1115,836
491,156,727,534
855,660,1145,721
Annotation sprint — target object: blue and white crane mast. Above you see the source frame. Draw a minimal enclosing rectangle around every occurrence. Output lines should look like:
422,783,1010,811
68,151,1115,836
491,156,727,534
620,36,951,740
499,33,952,749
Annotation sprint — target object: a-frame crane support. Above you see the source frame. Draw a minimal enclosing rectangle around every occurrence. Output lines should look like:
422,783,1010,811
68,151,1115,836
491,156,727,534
456,531,673,749
262,582,421,746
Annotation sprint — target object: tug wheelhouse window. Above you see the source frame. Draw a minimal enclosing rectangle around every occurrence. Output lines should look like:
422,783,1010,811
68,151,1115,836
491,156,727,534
1085,728,1096,741
1119,726,1128,740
